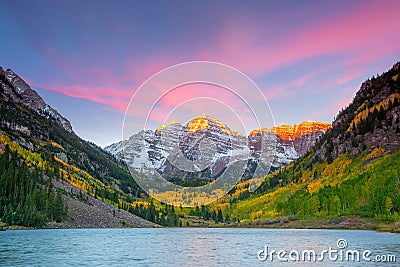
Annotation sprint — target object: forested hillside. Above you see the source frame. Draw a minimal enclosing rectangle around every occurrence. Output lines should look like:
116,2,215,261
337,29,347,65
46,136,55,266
0,144,66,227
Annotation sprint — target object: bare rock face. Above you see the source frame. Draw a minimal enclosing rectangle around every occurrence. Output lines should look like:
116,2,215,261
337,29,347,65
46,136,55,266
0,67,73,133
253,120,332,157
105,116,331,181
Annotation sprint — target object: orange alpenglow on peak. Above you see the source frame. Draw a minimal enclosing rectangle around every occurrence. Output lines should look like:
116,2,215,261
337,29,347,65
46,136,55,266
156,120,180,131
187,114,233,135
155,114,237,135
188,114,210,133
250,120,331,140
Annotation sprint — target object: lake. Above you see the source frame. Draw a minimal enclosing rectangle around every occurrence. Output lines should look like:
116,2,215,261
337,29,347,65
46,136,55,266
0,228,398,266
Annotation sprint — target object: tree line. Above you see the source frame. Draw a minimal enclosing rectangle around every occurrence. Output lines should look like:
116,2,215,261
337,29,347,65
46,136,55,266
119,201,182,227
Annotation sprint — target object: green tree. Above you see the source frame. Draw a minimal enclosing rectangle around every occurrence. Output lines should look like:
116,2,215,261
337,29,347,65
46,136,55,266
385,196,393,216
331,195,342,216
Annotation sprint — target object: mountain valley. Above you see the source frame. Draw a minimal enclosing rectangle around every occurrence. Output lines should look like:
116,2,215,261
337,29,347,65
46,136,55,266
0,62,399,232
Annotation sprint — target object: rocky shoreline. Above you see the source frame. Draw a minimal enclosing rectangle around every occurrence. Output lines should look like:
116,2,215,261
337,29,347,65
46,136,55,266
218,216,400,233
50,178,159,228
2,217,399,233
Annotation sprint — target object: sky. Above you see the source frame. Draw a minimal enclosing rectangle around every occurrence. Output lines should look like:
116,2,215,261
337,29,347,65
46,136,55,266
0,0,399,147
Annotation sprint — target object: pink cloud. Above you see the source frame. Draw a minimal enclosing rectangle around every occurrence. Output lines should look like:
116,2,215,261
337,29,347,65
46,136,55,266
211,1,400,76
34,84,130,113
337,68,362,85
291,71,320,87
156,84,242,107
145,83,253,122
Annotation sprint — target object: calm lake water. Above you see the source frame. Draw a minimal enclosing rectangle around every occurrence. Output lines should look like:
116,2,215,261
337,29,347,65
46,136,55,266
0,228,398,266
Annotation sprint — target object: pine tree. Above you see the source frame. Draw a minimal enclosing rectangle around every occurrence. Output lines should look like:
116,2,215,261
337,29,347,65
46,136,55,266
217,208,223,223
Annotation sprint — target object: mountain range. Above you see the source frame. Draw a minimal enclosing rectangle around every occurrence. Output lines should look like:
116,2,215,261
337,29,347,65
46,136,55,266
105,115,331,183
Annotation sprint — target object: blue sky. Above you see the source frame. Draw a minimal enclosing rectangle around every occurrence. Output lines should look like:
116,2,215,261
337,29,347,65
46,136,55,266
1,0,399,147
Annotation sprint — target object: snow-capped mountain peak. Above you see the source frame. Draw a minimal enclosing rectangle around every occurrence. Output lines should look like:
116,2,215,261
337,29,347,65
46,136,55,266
105,116,331,181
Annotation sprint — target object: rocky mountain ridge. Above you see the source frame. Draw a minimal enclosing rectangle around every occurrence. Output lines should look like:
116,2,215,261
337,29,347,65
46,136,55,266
250,120,331,141
105,115,331,181
0,67,73,133
312,62,400,162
